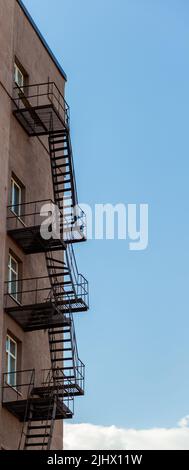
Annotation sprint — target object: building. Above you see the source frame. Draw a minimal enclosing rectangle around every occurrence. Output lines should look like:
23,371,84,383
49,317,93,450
0,0,88,450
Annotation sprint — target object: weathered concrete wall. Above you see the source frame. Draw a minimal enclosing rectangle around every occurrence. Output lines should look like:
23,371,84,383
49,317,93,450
0,0,65,450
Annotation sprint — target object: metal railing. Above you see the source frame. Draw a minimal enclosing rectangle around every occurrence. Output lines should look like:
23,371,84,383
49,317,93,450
4,275,52,308
12,82,70,128
69,313,85,391
2,369,35,403
7,199,87,242
2,369,74,416
4,274,89,310
40,368,74,416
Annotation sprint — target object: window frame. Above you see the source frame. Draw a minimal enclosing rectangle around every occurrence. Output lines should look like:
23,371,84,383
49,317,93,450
6,334,17,388
11,177,22,217
8,253,19,302
14,62,24,89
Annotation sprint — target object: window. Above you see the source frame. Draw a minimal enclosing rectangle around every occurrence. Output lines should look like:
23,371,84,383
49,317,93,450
14,63,24,89
6,335,17,388
8,254,19,301
11,177,22,217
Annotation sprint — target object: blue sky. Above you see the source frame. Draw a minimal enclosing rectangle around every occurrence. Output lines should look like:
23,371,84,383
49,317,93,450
23,0,189,430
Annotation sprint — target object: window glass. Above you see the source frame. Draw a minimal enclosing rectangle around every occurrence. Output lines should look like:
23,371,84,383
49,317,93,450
6,335,17,387
8,254,19,301
14,63,24,88
11,178,22,216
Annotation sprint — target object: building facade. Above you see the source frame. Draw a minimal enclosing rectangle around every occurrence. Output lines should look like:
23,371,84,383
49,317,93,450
0,0,88,450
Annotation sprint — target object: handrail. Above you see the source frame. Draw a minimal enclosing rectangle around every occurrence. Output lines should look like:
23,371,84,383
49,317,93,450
18,369,35,450
7,199,87,242
13,81,69,107
13,82,70,127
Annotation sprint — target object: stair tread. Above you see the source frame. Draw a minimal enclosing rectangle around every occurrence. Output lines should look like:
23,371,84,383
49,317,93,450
29,425,51,430
25,442,48,447
51,147,68,152
54,188,71,194
50,347,72,351
52,155,68,161
49,139,67,145
49,329,70,335
51,357,73,362
45,258,65,264
49,339,70,344
53,163,68,169
26,433,50,438
55,179,71,186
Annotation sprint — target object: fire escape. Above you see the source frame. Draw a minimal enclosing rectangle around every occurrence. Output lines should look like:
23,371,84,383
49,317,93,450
2,82,89,449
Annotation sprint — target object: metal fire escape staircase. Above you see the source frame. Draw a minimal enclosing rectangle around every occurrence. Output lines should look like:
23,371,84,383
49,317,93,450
18,369,73,450
4,83,88,450
19,372,57,450
46,127,86,402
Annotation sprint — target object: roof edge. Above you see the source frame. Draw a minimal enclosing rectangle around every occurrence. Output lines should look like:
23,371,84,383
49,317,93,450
17,0,67,81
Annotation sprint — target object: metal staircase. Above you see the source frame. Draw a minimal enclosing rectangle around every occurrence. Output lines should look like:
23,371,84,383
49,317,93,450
49,313,85,396
22,394,57,450
49,129,77,213
17,370,73,450
4,82,89,450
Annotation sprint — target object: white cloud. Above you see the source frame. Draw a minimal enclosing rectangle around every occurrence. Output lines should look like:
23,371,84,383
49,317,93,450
178,415,189,428
64,417,189,450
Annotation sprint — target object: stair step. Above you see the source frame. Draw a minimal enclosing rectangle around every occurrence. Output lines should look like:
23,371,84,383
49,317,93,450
49,338,70,344
53,172,69,180
53,163,68,169
49,138,67,145
54,188,70,195
29,425,51,430
46,258,65,265
51,369,75,376
47,265,67,270
26,433,50,439
25,442,48,447
55,189,71,195
53,281,71,287
52,156,67,163
49,329,70,335
52,147,67,153
50,348,65,353
62,196,72,201
48,272,69,278
51,358,65,362
56,195,71,202
52,282,70,288
55,290,74,295
51,357,73,362
54,179,70,189
55,179,71,186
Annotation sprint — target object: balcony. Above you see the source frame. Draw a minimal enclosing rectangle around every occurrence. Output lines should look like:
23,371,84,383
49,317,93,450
36,367,85,398
12,82,69,136
2,369,73,421
7,200,86,254
4,274,89,331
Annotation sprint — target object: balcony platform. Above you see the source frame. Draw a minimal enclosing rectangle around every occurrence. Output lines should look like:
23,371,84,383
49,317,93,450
12,82,69,137
4,302,71,332
5,298,87,332
7,200,87,253
3,396,73,421
13,104,67,137
35,383,84,398
7,225,66,254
